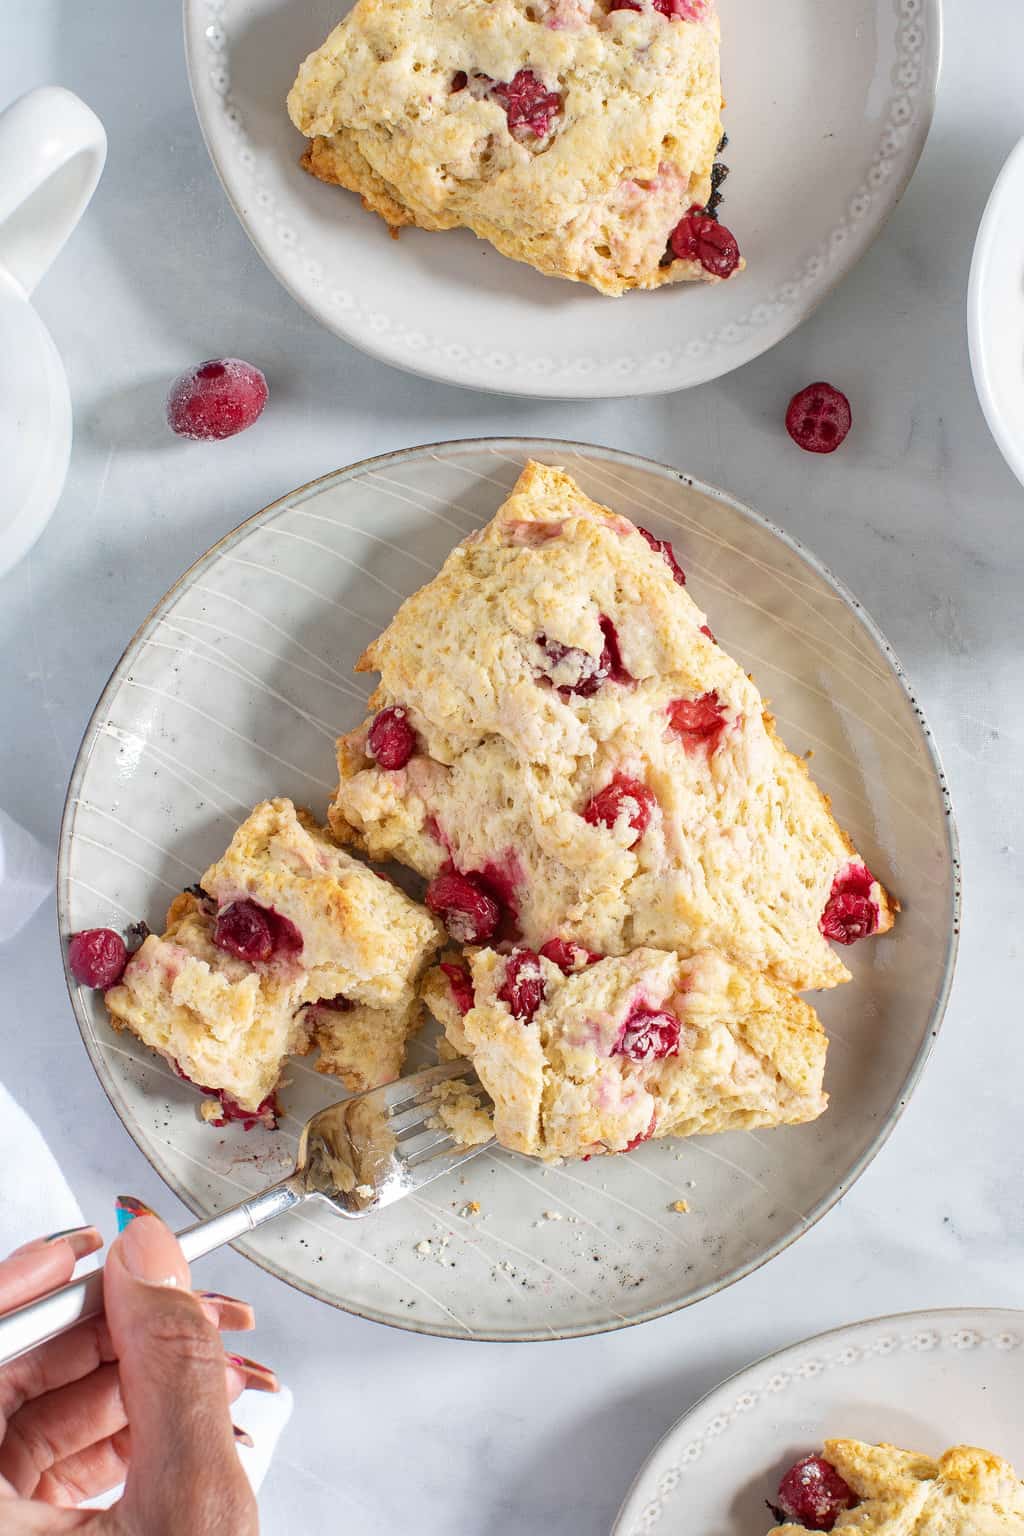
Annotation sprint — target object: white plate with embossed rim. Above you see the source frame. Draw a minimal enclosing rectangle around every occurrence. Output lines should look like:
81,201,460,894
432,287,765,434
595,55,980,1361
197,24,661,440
613,1308,1024,1535
58,438,958,1341
182,0,940,399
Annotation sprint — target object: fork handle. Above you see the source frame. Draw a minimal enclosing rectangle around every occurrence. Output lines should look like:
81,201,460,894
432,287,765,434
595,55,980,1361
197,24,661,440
0,1174,307,1367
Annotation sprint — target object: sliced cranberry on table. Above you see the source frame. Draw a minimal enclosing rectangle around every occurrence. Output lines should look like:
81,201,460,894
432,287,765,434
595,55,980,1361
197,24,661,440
613,1005,680,1062
425,871,500,944
166,358,268,441
213,899,303,963
440,960,475,1015
819,863,879,945
491,69,562,141
497,949,546,1022
68,928,128,989
638,526,686,585
668,206,741,278
785,383,852,455
367,705,417,769
582,774,656,845
774,1454,857,1531
539,937,601,973
667,690,727,752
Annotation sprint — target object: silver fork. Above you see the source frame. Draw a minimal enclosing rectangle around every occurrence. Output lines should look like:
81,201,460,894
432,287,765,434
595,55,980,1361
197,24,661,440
0,1061,493,1366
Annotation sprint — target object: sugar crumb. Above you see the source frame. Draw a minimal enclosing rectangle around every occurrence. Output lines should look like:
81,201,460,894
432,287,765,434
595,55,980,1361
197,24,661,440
670,1199,689,1214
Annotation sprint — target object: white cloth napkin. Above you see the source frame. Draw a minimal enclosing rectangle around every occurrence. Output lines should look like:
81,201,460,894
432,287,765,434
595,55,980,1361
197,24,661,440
0,1081,291,1501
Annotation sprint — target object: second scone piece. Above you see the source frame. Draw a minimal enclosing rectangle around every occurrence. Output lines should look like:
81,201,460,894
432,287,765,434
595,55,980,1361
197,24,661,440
423,943,827,1160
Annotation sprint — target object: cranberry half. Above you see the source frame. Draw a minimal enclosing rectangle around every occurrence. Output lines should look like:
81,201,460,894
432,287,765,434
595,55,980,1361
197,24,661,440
213,899,303,964
539,937,601,973
68,929,128,990
819,863,879,945
668,206,741,278
425,871,500,944
491,69,562,141
440,961,475,1016
613,1005,680,1062
367,706,416,769
638,526,686,585
582,775,656,845
537,615,631,697
785,383,852,455
775,1454,857,1531
667,690,727,752
497,949,546,1022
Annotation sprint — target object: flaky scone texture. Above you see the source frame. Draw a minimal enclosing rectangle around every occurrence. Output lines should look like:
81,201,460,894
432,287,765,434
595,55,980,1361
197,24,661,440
423,946,826,1160
287,0,736,295
330,462,894,991
106,799,442,1111
771,1440,1024,1534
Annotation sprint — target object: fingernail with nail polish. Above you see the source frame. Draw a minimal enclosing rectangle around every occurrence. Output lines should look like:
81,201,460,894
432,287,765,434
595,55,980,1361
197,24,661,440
227,1353,280,1392
115,1195,157,1232
233,1425,255,1449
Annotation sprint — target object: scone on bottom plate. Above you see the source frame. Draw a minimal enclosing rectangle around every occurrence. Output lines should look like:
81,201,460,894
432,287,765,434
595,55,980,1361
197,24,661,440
422,944,826,1160
769,1439,1024,1532
104,799,442,1122
330,460,895,992
287,0,742,296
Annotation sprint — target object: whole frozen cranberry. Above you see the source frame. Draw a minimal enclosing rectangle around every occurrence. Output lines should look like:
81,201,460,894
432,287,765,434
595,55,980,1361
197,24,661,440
367,705,416,769
440,961,475,1015
491,70,562,141
166,358,268,441
785,383,852,454
613,1005,680,1062
583,774,656,844
213,899,303,963
668,207,741,278
667,690,727,751
638,526,686,585
497,949,546,1022
539,937,601,973
68,928,128,989
775,1454,857,1531
819,863,879,945
425,871,500,944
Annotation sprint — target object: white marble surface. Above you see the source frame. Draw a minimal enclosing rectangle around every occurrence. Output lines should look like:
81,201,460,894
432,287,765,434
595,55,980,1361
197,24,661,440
1,3,1023,1532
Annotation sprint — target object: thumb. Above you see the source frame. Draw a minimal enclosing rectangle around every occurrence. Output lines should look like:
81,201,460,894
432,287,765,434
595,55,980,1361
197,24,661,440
102,1211,257,1536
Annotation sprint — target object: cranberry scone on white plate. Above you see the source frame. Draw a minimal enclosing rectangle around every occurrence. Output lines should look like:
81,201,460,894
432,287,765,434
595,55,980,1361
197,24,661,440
329,461,895,992
104,798,442,1123
286,0,741,295
769,1440,1024,1533
423,944,826,1160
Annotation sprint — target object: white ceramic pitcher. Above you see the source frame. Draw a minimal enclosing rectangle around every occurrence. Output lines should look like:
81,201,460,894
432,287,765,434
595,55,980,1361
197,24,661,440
0,87,106,578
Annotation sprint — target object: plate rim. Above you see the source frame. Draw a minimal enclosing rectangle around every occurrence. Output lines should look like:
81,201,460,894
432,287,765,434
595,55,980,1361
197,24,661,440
967,133,1024,492
611,1305,1024,1534
58,435,961,1341
181,0,943,400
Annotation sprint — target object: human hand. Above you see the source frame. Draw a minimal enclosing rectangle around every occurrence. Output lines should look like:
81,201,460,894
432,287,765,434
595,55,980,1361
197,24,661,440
0,1208,273,1532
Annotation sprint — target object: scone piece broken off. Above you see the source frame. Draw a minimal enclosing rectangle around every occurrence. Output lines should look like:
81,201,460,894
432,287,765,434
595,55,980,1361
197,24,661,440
105,798,442,1118
287,0,741,295
329,461,895,992
770,1439,1024,1534
423,945,827,1160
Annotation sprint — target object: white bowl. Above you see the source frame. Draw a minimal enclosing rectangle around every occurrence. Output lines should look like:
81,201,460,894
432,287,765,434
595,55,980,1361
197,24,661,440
967,136,1024,491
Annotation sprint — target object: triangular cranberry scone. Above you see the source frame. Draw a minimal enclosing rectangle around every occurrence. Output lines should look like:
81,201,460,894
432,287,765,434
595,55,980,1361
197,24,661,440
329,462,895,991
423,944,827,1159
286,0,742,295
769,1440,1024,1533
105,798,442,1120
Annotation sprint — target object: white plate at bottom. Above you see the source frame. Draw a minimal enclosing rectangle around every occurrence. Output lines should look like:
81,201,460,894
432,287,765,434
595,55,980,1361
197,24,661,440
614,1308,1024,1534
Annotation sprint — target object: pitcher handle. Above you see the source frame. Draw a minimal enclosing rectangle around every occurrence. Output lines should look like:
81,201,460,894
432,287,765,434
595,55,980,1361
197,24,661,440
0,86,106,295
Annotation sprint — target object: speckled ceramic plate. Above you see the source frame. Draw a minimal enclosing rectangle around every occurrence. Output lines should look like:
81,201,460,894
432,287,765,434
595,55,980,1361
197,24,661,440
183,0,940,398
613,1308,1024,1534
59,439,958,1341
